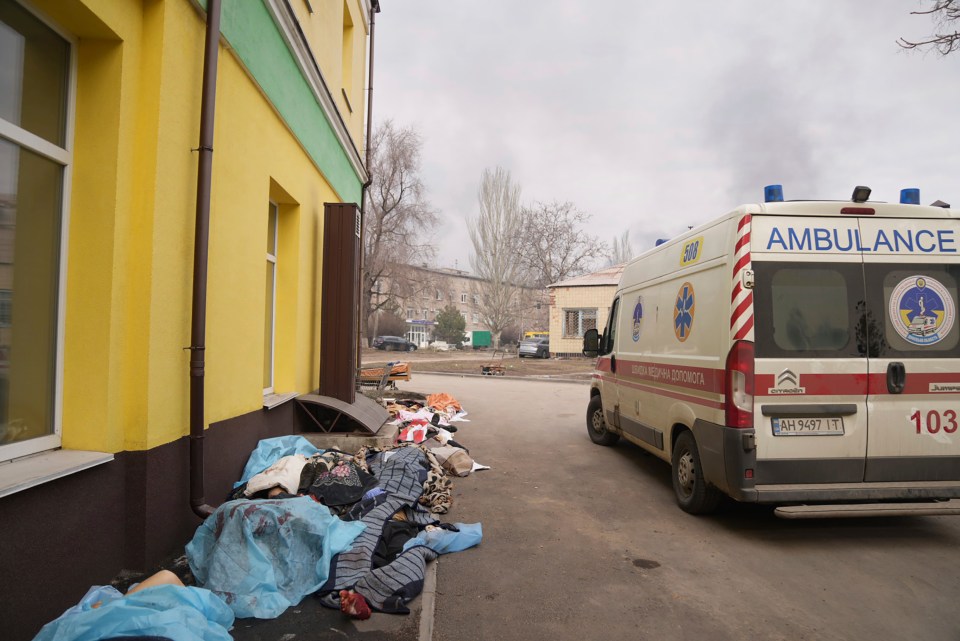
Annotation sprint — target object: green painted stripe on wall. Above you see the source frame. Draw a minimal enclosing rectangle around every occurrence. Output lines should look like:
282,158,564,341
199,0,362,203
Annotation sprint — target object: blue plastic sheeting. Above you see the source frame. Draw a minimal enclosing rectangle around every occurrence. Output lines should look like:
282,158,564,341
234,435,322,488
33,584,233,641
186,497,365,619
403,522,482,555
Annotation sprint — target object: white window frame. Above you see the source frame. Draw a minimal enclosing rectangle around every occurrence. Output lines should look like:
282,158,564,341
460,292,467,303
0,2,77,463
562,308,598,338
263,201,278,395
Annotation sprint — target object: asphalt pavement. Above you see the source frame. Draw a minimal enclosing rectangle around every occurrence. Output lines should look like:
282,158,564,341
405,374,960,641
212,372,960,640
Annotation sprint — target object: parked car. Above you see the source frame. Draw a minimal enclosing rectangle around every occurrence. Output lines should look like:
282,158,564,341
372,336,418,352
518,336,550,358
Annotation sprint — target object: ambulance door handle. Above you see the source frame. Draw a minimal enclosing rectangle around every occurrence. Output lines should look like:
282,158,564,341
610,354,617,373
886,362,906,394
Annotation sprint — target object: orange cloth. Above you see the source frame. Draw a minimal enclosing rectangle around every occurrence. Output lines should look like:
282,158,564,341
426,393,462,412
358,362,410,379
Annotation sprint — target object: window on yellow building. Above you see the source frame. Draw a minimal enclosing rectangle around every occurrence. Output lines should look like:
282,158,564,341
563,308,597,338
340,1,354,112
0,0,72,461
264,201,278,394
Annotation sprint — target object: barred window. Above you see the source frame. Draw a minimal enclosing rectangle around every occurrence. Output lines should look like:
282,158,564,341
563,308,597,338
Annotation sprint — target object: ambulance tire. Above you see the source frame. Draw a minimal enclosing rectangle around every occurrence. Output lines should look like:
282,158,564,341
586,395,619,446
671,430,722,515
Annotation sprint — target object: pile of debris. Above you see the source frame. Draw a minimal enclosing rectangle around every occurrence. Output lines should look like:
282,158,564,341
34,393,484,640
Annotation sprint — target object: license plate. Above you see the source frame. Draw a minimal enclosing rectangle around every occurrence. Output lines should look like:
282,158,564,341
772,417,844,436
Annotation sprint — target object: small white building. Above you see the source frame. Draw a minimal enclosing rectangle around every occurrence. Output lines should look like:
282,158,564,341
548,264,625,356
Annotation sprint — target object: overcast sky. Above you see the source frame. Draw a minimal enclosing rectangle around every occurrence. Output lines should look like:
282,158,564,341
373,1,960,271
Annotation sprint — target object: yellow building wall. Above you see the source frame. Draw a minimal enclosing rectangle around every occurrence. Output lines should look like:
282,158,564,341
28,0,356,453
290,0,369,147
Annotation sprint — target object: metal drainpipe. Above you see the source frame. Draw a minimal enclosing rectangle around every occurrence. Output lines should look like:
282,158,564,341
189,0,222,519
357,0,379,365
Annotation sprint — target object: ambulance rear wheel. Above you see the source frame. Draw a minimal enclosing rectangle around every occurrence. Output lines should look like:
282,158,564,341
671,430,722,514
586,395,619,446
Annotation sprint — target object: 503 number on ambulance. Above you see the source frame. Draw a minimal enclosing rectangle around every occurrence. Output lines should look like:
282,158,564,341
584,185,960,518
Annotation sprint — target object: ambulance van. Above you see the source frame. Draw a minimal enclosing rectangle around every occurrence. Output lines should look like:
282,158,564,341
583,186,960,517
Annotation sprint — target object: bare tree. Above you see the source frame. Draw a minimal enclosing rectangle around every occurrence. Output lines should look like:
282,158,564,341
468,167,526,348
607,230,633,266
899,0,960,54
362,121,439,343
517,201,608,288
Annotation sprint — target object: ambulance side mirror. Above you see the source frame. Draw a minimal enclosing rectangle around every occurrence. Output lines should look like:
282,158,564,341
583,328,600,357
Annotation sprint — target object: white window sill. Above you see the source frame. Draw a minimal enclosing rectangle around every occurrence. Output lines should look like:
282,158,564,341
0,449,114,499
263,392,298,409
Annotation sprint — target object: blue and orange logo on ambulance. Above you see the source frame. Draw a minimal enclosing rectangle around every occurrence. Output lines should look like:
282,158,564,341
888,275,956,346
674,282,695,342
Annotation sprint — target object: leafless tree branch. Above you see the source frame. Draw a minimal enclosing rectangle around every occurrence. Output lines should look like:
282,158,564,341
607,230,633,266
516,201,608,288
468,167,526,348
361,120,439,343
899,0,960,55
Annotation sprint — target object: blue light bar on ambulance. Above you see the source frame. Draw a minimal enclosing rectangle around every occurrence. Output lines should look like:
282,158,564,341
764,184,784,203
900,188,920,205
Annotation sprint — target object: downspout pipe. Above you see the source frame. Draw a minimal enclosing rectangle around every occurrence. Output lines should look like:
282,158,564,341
189,0,222,519
357,0,379,363
365,1,378,174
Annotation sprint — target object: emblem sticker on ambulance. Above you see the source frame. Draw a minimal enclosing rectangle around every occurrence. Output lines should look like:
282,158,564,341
889,275,956,346
632,296,644,342
673,282,695,342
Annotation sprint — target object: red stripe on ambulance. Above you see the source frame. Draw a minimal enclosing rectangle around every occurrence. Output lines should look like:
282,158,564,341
730,214,754,342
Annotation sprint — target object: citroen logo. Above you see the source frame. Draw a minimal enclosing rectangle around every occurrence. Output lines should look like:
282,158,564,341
776,369,798,387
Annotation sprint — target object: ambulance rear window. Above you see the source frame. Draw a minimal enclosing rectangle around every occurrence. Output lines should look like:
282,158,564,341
753,263,862,358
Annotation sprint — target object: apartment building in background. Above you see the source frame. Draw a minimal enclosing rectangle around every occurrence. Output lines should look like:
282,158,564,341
371,264,547,346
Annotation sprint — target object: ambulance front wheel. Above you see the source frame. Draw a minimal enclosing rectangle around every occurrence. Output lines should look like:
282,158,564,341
587,395,619,446
671,430,722,514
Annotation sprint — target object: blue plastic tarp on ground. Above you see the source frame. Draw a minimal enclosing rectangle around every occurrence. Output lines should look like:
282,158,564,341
403,522,483,555
186,497,365,619
32,584,234,641
234,435,321,488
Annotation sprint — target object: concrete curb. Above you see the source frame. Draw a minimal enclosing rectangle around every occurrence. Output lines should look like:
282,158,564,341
418,560,438,641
